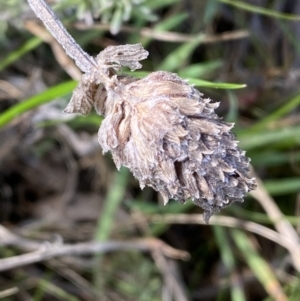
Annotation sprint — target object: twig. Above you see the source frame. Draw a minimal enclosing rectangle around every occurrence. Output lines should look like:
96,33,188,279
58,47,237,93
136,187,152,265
75,22,249,44
0,225,189,272
151,251,189,301
56,124,100,157
24,20,82,80
0,287,19,299
150,214,300,260
0,80,23,100
27,0,97,73
45,259,98,299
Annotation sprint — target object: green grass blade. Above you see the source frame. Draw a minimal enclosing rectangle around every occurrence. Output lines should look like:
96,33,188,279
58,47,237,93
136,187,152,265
147,0,179,10
37,278,80,301
275,278,300,301
155,13,188,31
0,81,77,128
214,226,247,301
141,13,188,46
127,199,193,236
94,167,129,241
250,151,298,168
203,1,221,25
231,229,288,301
110,3,123,35
123,71,246,89
239,126,300,150
93,167,130,291
219,0,300,21
264,178,300,196
225,91,239,122
178,60,223,79
279,21,300,58
228,207,300,225
158,37,204,72
0,37,42,72
189,78,246,89
67,114,103,128
244,94,300,133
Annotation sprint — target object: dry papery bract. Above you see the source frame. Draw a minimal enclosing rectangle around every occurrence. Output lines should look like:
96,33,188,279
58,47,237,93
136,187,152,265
64,44,256,222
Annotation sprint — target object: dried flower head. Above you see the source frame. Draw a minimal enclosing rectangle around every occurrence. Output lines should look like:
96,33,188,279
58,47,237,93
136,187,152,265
26,0,255,221
65,44,256,222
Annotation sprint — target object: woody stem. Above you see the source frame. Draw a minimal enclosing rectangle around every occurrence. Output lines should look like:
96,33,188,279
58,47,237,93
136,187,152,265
27,0,97,74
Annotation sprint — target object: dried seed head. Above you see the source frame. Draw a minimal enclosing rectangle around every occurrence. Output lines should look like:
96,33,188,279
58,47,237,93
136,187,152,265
98,71,256,222
64,44,256,222
27,0,255,222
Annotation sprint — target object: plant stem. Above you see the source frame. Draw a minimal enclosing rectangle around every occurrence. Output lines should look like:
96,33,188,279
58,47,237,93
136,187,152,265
27,0,97,74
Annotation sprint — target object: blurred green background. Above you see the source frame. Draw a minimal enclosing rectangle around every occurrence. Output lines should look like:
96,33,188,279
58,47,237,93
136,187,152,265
1,0,300,300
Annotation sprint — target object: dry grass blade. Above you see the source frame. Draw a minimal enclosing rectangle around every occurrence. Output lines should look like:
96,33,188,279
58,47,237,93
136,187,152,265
75,22,249,43
0,287,19,299
232,229,289,301
0,225,189,272
250,168,300,271
45,259,98,299
151,250,189,301
150,214,299,256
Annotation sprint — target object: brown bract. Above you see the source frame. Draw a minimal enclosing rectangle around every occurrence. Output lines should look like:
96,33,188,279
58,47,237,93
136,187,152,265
64,44,256,222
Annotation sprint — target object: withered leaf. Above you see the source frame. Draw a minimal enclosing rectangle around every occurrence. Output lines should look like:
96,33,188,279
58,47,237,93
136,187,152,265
64,74,98,116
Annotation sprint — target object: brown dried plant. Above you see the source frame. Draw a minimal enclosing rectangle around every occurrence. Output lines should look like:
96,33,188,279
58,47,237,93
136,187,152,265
27,0,256,222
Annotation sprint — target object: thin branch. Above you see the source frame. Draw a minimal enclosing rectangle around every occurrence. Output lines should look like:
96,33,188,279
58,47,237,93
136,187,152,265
150,214,300,262
27,0,97,74
0,225,189,272
151,251,189,301
24,20,82,80
0,287,19,299
75,22,249,44
45,259,97,299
